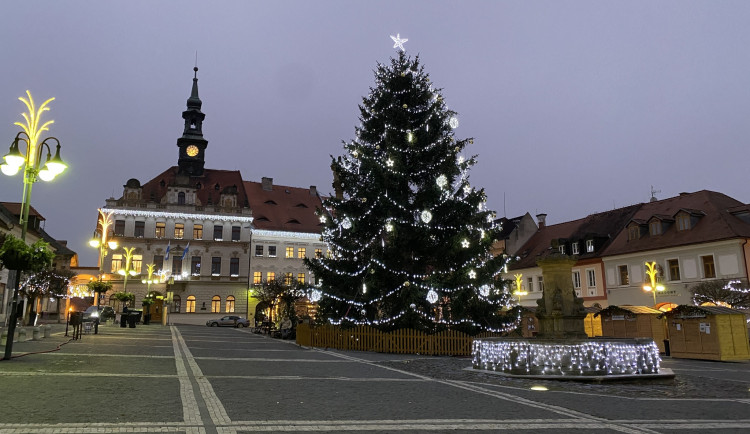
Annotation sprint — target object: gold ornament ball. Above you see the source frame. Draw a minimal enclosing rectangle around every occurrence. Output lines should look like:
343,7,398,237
402,104,408,109
375,145,380,150
400,72,406,77
469,139,474,144
404,281,410,287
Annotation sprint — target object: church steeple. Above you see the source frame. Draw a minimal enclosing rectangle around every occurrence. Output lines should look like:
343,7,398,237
177,67,208,176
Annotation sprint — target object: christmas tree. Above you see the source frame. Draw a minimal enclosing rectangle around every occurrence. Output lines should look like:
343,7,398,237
305,37,510,333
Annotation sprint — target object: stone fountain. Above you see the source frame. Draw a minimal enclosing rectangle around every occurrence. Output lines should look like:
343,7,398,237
472,254,670,379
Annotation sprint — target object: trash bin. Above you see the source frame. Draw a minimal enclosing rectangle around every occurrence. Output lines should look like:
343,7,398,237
120,314,127,328
128,312,137,328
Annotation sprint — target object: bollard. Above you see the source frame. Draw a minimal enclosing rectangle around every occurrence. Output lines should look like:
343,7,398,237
32,327,41,340
44,324,51,338
17,328,27,342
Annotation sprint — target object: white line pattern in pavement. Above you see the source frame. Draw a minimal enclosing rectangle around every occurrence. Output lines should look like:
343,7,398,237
171,326,203,425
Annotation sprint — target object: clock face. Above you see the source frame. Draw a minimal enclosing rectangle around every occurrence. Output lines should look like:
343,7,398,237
186,145,199,157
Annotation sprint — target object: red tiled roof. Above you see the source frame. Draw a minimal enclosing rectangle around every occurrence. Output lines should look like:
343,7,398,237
0,202,45,220
137,167,249,208
602,190,750,256
243,181,323,234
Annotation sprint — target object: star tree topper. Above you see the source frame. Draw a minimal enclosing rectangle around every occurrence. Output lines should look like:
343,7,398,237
390,33,408,51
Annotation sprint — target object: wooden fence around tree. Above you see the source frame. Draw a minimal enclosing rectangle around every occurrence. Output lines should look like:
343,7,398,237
296,323,504,356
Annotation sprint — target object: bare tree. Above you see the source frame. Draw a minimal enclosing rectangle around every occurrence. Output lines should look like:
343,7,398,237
691,279,750,309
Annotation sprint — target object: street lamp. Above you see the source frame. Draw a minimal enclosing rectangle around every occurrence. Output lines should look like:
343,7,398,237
141,263,159,293
643,261,665,306
89,209,118,305
118,246,139,291
2,91,67,361
513,273,528,305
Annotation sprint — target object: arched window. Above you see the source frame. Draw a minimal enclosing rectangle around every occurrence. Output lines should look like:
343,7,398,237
172,295,181,313
211,295,221,313
178,192,186,205
186,295,196,313
226,295,235,313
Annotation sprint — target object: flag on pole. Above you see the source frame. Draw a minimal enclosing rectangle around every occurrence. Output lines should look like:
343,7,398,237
165,240,171,260
181,242,190,260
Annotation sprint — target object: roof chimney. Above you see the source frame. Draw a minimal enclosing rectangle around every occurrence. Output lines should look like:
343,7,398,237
536,213,547,228
261,177,273,191
309,185,317,196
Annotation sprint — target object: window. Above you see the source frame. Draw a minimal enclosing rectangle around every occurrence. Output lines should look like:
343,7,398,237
618,265,629,286
572,243,579,255
284,272,293,285
315,248,323,258
572,271,581,289
286,247,294,258
668,259,680,281
114,220,125,237
586,269,596,287
677,214,690,231
701,255,716,278
231,226,241,241
211,295,221,313
193,224,203,240
191,256,201,275
558,245,565,254
132,254,143,274
297,273,305,284
178,192,186,205
586,240,594,253
213,225,223,241
225,296,235,313
211,257,221,276
255,245,264,256
230,258,240,276
628,226,640,241
253,271,262,284
174,223,184,239
155,222,166,238
172,257,183,275
134,221,145,238
527,277,533,292
649,221,662,236
111,254,123,273
537,276,544,292
268,246,277,257
267,271,275,282
153,255,164,272
172,295,181,313
186,295,196,313
298,247,306,259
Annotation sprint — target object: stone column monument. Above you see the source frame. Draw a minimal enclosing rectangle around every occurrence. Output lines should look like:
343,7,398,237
535,254,588,339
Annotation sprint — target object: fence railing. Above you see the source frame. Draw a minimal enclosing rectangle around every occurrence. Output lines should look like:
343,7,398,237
296,323,504,356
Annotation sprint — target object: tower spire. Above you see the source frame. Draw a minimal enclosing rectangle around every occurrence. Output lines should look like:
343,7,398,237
177,66,208,176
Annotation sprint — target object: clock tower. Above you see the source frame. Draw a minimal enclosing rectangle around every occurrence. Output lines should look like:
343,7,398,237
177,67,208,176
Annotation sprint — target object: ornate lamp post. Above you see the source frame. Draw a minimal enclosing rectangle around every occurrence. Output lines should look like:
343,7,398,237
118,246,139,291
643,261,665,306
513,273,528,305
88,209,118,306
141,263,158,293
1,91,67,360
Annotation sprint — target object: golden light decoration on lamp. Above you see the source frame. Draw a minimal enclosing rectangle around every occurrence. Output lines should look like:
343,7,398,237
643,261,665,305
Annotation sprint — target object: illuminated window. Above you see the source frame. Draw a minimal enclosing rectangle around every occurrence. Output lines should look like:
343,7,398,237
297,273,305,284
174,223,184,239
213,225,223,241
315,248,322,258
186,295,196,313
253,271,262,284
286,247,294,258
191,256,201,275
701,255,715,278
193,224,203,240
172,295,181,313
230,258,240,276
134,221,145,238
586,269,596,287
255,245,263,256
298,248,306,259
618,265,629,285
284,272,293,285
211,257,221,276
267,272,275,282
668,259,680,281
232,226,241,241
114,220,125,237
111,254,123,273
132,254,143,274
226,296,235,313
677,214,691,231
268,246,277,257
155,222,166,238
211,295,221,313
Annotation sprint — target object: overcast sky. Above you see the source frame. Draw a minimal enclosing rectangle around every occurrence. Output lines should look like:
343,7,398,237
2,1,749,266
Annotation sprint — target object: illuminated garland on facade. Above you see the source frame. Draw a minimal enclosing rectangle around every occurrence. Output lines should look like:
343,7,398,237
101,208,254,223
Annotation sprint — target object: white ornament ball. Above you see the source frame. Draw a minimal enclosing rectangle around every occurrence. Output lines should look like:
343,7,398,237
436,174,448,188
427,289,438,304
449,117,459,129
479,285,491,297
309,289,322,303
341,217,352,229
420,210,432,224
409,303,417,309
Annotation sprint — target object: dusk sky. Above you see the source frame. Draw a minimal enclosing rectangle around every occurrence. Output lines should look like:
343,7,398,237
2,1,749,266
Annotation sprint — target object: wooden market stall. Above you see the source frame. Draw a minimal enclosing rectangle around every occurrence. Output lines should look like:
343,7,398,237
595,305,667,353
660,305,750,361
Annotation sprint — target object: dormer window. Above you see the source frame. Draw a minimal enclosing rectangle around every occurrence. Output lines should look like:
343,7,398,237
628,225,640,241
649,221,662,236
586,240,594,253
677,214,690,231
572,242,579,255
264,200,278,205
559,245,565,254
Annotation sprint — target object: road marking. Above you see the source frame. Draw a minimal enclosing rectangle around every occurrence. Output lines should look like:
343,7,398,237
171,326,203,425
194,356,351,362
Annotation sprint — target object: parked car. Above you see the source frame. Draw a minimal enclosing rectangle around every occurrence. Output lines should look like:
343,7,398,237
206,315,251,328
83,305,116,323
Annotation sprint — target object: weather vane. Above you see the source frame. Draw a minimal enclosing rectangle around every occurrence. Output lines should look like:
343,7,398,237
390,33,408,52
